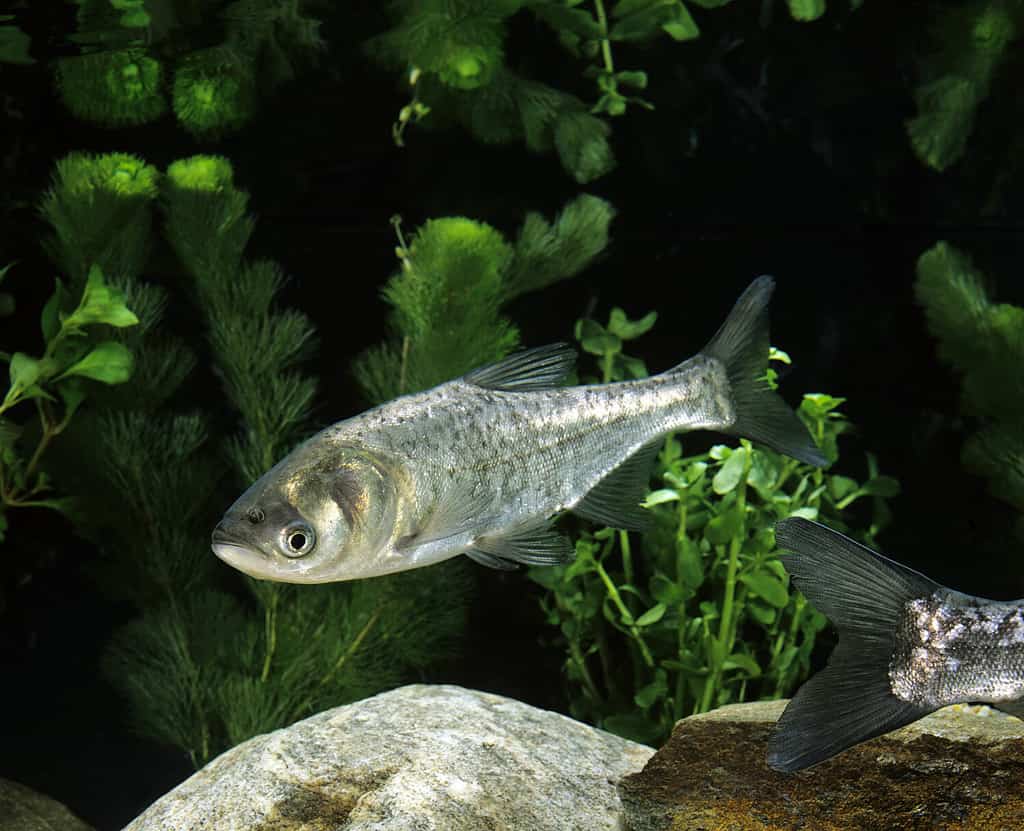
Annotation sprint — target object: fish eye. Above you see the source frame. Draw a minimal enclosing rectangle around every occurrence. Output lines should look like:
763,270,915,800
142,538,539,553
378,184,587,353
281,523,316,558
247,508,265,524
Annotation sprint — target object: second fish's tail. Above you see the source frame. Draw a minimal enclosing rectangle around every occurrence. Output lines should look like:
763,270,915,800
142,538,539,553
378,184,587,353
767,517,939,772
698,276,826,467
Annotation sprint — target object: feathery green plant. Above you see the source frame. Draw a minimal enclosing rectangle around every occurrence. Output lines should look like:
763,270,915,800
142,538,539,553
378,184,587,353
32,149,618,766
915,241,1024,539
53,0,324,136
905,0,1023,172
529,306,899,744
354,194,617,399
28,152,455,765
370,0,841,182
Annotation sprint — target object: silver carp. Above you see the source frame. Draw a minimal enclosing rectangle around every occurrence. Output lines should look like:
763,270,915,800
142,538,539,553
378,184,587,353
211,276,824,584
768,517,1024,772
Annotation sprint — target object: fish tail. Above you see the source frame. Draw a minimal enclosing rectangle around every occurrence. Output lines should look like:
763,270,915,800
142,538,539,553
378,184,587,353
698,276,826,467
767,517,938,772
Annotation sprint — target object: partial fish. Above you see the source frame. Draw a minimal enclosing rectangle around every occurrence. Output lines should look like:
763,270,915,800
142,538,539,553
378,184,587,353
211,276,825,584
768,517,1024,772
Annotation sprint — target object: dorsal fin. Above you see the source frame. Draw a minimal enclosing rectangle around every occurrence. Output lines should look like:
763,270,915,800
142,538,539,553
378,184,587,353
462,343,576,392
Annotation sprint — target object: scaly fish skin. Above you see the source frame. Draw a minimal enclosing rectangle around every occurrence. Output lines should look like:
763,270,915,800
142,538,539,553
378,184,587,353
891,593,1024,707
212,277,824,584
767,517,1024,773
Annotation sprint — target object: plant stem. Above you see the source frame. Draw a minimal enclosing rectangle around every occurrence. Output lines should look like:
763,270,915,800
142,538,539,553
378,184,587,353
593,0,615,74
595,560,655,668
700,448,751,712
260,587,279,682
620,529,633,587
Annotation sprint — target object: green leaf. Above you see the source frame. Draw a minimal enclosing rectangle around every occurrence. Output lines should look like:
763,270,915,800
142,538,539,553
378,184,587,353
634,668,668,707
58,341,134,385
7,347,40,390
616,70,648,89
642,488,679,507
827,475,858,501
608,308,657,339
40,279,69,342
739,571,789,608
862,475,900,498
723,652,761,678
676,537,704,590
705,506,742,545
662,4,699,40
57,378,88,420
688,0,734,6
712,446,746,494
787,506,819,521
575,319,621,355
65,265,139,330
786,0,826,21
650,573,683,605
636,603,667,626
748,601,776,626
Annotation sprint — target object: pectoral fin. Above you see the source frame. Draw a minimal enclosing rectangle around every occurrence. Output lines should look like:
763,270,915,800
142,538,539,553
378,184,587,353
466,520,574,569
397,480,492,552
571,439,660,531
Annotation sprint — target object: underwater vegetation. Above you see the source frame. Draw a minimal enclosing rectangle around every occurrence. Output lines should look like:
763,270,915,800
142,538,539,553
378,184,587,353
528,309,899,744
915,242,1024,543
4,151,617,767
1,0,1022,825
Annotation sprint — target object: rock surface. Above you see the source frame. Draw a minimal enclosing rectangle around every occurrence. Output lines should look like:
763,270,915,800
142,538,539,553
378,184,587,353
125,684,654,831
0,778,94,831
620,699,1024,831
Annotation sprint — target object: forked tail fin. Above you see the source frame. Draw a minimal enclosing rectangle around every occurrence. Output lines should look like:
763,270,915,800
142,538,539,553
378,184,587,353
699,276,826,467
767,517,938,772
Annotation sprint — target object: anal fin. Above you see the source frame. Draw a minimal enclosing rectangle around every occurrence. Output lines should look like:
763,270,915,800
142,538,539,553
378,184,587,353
571,439,661,531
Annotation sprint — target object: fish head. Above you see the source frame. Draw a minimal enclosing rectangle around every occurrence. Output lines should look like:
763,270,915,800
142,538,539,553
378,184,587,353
211,442,400,583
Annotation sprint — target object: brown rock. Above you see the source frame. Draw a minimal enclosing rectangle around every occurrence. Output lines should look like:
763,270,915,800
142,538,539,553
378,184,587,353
619,699,1024,831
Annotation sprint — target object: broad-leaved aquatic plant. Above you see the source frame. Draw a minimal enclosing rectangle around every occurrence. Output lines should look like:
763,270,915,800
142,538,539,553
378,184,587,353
529,306,899,744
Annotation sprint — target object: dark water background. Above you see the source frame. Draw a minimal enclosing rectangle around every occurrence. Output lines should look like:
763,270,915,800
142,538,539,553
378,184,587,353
1,2,1022,827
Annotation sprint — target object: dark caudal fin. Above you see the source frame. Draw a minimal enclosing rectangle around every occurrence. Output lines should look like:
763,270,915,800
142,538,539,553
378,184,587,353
767,518,939,772
699,276,826,467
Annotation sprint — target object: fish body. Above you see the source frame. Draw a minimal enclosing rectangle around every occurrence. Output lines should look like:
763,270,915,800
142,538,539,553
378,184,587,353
211,277,824,584
768,517,1024,773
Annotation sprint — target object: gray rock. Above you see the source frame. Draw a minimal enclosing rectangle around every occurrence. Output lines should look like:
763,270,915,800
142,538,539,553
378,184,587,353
125,684,654,831
620,699,1024,831
0,778,93,831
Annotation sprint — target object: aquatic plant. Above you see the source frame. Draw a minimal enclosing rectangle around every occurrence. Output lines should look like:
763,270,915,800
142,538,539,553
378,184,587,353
354,194,616,399
28,149,616,766
53,0,323,136
529,306,899,744
369,0,843,181
0,261,139,546
905,0,1023,172
915,241,1024,540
